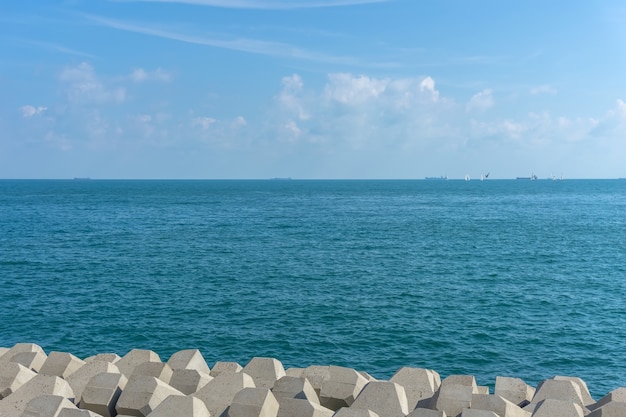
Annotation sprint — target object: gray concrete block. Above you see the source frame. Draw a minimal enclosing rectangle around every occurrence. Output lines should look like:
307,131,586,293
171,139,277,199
193,370,256,417
211,362,243,377
319,366,368,410
0,344,46,365
228,387,280,417
0,375,75,417
40,352,86,379
66,361,121,404
588,387,626,412
166,349,210,373
20,394,77,417
553,376,595,407
407,409,447,417
115,375,183,417
390,367,441,410
243,358,287,390
333,408,379,417
427,375,479,417
460,410,498,417
494,377,535,407
115,350,161,379
10,351,48,373
277,398,333,417
470,394,530,417
272,376,319,404
0,348,9,360
285,368,305,378
301,366,331,397
588,402,626,417
79,371,127,417
523,379,585,414
83,354,121,364
57,409,101,417
0,362,37,399
146,395,211,417
531,398,584,417
351,381,409,417
169,368,212,395
131,362,173,384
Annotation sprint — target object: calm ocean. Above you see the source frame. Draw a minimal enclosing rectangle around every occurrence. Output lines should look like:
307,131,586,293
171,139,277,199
1,179,625,397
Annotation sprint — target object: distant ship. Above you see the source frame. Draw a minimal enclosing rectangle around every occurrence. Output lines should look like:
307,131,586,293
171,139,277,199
425,175,447,180
269,177,292,180
73,177,91,181
516,174,538,180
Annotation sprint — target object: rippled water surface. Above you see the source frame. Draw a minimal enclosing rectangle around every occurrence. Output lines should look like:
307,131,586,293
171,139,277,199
1,179,625,398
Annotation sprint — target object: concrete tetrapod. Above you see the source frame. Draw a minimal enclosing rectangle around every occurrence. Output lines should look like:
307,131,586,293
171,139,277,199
272,375,320,404
0,344,46,366
588,387,626,412
277,398,333,417
210,362,243,377
242,358,287,390
83,354,121,364
145,395,211,417
228,387,280,417
427,375,480,417
10,351,48,373
469,394,530,417
131,362,173,384
57,409,101,417
193,370,256,417
168,369,212,395
66,361,121,404
79,371,128,417
350,381,409,417
494,377,535,407
114,375,183,417
389,367,441,410
319,366,368,411
39,352,86,380
166,349,210,373
530,398,584,417
20,394,78,417
0,375,75,417
522,378,587,414
333,408,379,417
553,376,595,407
0,362,37,399
588,402,626,417
115,350,161,379
459,411,499,417
301,366,331,398
406,409,447,417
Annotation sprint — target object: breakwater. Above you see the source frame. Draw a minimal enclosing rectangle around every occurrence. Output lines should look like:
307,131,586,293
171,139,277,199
0,343,623,417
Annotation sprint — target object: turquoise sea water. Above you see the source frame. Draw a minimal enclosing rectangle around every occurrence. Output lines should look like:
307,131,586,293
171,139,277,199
1,179,625,398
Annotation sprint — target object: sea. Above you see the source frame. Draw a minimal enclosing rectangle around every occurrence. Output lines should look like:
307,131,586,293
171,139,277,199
1,179,625,398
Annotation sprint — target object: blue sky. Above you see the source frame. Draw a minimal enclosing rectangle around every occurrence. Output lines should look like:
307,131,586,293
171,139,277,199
1,0,625,179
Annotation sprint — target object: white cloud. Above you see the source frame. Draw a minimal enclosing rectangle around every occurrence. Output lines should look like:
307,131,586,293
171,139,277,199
20,105,47,117
466,89,493,112
130,67,172,82
324,73,388,104
192,116,217,130
60,62,126,104
419,76,439,102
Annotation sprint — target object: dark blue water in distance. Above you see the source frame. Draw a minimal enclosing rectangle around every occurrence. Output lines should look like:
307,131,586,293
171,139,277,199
1,179,625,398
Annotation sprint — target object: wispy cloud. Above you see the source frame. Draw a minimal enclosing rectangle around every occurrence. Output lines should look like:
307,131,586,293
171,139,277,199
9,38,98,59
82,14,362,65
111,0,389,10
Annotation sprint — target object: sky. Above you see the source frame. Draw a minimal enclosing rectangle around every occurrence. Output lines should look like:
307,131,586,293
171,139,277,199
1,0,625,179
